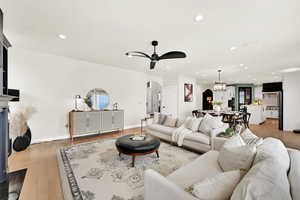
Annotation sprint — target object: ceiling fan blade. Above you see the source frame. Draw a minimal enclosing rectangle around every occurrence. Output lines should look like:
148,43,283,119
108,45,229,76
150,61,156,70
159,51,186,60
125,51,151,59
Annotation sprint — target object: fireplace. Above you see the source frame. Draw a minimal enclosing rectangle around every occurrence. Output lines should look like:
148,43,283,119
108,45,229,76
0,100,10,183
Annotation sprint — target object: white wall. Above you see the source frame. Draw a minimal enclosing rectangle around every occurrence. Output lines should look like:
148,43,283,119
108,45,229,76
8,48,162,142
283,71,300,131
161,85,178,116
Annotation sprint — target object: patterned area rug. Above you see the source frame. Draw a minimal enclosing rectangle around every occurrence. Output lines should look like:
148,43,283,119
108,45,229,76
57,138,199,200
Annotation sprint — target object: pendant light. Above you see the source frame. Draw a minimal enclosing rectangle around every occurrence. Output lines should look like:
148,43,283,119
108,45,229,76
213,70,226,91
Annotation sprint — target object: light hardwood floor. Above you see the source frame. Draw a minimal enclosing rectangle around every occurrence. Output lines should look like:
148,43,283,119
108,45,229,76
250,119,300,150
9,121,300,200
9,128,140,200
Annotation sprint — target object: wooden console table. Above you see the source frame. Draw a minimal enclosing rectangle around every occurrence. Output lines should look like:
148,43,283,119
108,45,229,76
68,110,124,141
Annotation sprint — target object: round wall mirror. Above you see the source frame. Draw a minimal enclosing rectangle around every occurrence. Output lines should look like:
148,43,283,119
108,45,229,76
85,88,109,110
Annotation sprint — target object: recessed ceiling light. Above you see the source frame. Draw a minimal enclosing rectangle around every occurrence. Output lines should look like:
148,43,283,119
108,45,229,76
280,67,300,73
58,34,67,39
239,64,244,67
195,14,204,22
244,66,248,70
230,46,237,51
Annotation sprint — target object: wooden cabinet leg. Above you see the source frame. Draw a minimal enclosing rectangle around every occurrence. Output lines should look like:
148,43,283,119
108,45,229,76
156,150,159,158
132,155,135,167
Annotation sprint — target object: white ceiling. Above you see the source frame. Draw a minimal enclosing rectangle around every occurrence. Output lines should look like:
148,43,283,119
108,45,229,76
1,0,300,84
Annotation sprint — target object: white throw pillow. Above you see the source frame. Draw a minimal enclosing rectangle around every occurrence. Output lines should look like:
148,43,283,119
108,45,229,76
218,135,256,171
153,112,160,124
241,128,263,146
188,117,203,132
199,114,223,135
163,116,177,127
192,170,242,200
183,117,193,129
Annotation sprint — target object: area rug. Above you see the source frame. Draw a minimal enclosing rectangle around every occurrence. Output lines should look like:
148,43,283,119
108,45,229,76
57,138,199,200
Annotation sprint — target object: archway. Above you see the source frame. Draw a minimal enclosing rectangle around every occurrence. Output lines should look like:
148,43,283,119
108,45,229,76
202,89,213,110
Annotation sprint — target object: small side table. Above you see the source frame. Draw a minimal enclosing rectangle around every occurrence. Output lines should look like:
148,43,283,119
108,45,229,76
212,136,232,151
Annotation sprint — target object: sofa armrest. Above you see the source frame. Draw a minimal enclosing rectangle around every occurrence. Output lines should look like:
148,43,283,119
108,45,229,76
144,169,198,200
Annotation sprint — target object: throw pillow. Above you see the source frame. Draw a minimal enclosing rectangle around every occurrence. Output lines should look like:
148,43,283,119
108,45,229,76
153,112,160,124
240,128,263,146
158,114,168,124
183,117,193,129
218,135,256,172
190,117,203,132
199,114,223,136
191,170,242,200
218,145,256,171
184,117,203,132
163,116,177,127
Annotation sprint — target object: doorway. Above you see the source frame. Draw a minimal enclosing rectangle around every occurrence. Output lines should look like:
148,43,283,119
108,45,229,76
238,87,252,110
202,89,213,110
146,81,162,115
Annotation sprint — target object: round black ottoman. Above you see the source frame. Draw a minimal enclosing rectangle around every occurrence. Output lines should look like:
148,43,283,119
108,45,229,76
293,129,300,134
115,134,160,167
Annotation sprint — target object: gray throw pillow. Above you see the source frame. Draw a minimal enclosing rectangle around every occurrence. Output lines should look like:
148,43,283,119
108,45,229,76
163,116,177,127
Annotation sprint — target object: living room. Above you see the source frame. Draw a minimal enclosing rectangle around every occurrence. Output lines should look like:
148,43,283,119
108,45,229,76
1,0,300,200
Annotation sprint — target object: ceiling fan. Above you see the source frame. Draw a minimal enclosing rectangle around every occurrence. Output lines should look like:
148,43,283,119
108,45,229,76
125,40,187,70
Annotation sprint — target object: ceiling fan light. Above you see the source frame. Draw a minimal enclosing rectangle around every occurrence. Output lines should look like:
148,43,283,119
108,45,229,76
125,52,132,58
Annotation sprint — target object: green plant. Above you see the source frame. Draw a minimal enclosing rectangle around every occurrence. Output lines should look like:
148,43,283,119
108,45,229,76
212,101,223,106
225,128,234,135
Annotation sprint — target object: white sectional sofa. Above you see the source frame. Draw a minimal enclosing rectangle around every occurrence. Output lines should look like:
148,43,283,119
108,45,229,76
144,137,300,200
145,115,229,153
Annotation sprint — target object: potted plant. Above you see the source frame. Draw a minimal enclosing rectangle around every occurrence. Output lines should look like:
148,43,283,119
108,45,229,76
212,101,223,112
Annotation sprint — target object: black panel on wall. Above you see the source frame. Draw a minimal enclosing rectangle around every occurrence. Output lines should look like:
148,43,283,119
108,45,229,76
262,82,282,92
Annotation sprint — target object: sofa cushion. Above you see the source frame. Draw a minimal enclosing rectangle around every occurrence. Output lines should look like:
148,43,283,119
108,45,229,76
240,128,263,146
288,149,300,200
231,138,292,200
146,124,175,136
167,150,222,189
184,132,210,145
191,170,242,200
163,116,177,127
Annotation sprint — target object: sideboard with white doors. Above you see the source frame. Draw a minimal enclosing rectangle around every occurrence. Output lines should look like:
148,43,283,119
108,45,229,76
68,110,124,140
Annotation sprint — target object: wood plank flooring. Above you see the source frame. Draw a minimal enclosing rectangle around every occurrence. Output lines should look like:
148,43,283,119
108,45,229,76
9,128,140,200
8,120,300,200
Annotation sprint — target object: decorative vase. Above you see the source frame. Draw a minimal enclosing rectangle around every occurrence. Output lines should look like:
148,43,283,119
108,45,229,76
214,105,221,113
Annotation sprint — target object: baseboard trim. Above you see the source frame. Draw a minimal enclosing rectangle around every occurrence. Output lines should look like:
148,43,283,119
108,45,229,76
31,124,140,144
